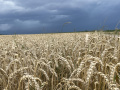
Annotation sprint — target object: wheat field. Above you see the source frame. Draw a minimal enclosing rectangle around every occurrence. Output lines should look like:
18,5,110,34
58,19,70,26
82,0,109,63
0,32,120,90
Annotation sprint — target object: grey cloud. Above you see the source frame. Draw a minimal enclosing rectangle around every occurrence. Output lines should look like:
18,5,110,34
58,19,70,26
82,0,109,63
0,0,120,34
0,24,12,31
0,0,24,14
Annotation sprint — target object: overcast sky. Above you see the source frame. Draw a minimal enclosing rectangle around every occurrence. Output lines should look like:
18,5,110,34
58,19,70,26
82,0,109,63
0,0,120,34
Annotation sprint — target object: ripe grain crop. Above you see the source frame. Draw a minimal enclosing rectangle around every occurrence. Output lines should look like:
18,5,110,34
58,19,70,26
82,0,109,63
0,32,120,90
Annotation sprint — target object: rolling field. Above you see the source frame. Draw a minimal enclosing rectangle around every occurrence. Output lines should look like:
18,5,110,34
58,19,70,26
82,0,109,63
0,32,120,90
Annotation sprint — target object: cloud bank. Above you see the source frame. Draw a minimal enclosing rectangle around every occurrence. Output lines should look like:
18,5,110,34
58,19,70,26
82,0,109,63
0,0,120,34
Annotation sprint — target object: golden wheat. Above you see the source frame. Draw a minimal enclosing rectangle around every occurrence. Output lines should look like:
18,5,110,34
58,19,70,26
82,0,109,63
0,32,120,90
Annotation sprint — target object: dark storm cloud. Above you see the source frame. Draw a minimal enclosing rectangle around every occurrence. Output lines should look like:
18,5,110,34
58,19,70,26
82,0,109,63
0,0,120,34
